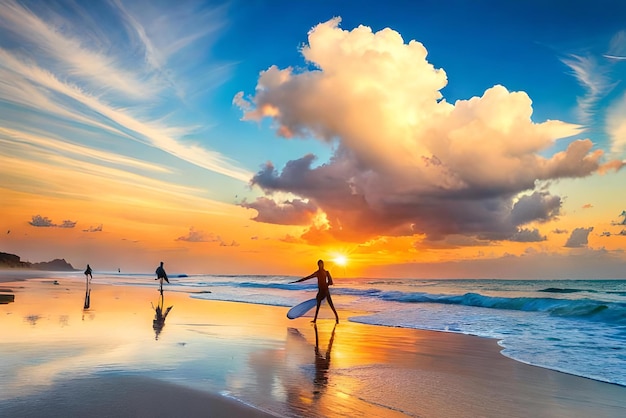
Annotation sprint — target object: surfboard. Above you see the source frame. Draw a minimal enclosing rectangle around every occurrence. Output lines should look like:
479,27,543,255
287,298,317,319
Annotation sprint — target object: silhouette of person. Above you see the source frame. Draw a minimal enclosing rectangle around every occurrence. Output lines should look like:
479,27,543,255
84,264,92,280
83,264,92,309
291,260,339,323
155,261,169,293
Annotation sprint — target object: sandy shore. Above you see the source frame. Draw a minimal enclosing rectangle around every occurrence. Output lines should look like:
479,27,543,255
1,274,625,417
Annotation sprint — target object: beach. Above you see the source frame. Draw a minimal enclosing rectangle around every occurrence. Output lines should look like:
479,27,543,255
1,274,625,417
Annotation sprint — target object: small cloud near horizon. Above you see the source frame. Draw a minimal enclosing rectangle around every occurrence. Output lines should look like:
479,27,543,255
564,227,594,248
28,215,76,228
176,227,237,246
176,227,214,243
219,240,239,247
83,224,103,232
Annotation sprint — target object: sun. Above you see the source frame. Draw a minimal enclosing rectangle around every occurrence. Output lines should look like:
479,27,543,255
333,255,348,266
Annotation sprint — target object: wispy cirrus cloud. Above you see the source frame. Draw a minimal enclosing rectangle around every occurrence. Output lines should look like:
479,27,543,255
561,54,613,125
112,0,229,99
604,30,626,60
0,0,251,184
565,30,626,156
606,92,626,155
0,127,171,173
0,0,155,99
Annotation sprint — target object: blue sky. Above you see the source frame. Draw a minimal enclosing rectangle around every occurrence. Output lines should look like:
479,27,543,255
1,0,625,277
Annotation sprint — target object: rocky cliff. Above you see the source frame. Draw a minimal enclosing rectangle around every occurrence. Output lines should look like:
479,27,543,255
0,252,78,271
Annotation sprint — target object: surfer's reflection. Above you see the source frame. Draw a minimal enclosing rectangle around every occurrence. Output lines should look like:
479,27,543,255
152,291,173,340
313,323,335,397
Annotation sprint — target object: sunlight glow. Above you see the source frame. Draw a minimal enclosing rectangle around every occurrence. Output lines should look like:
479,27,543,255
333,255,348,266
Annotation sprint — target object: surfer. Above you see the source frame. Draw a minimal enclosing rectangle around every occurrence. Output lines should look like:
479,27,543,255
291,260,339,323
155,261,169,293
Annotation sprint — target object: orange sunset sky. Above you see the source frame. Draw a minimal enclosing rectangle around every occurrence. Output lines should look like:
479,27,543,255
1,0,626,278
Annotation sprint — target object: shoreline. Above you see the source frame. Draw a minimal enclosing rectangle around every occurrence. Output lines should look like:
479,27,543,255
1,276,625,417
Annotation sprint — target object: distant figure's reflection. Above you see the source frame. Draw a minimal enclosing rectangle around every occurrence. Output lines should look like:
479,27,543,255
152,290,173,340
313,323,336,397
83,264,92,309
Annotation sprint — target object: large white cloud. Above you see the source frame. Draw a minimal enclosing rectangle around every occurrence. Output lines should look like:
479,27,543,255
236,18,622,243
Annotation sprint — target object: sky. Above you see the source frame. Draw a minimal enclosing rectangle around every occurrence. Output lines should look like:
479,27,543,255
1,0,626,279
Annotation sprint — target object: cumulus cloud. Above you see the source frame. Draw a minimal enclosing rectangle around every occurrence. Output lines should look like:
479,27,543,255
564,227,594,248
28,214,76,228
510,192,561,226
240,195,318,225
236,18,622,244
510,228,546,242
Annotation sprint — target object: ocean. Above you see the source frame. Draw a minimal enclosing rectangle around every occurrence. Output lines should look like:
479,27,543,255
80,273,626,387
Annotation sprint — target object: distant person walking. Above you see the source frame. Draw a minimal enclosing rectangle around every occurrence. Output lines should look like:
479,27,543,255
155,261,169,293
84,264,92,281
83,264,92,309
291,260,339,323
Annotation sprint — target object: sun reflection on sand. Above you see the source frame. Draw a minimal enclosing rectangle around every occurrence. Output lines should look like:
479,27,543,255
2,276,625,417
0,277,423,416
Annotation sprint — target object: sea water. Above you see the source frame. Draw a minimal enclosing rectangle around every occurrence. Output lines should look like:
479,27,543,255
89,273,626,387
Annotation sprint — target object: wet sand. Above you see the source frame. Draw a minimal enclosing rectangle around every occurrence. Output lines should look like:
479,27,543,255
1,275,625,417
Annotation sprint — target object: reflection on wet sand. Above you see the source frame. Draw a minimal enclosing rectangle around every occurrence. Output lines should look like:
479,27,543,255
83,275,91,309
277,323,344,418
313,323,335,397
152,288,173,340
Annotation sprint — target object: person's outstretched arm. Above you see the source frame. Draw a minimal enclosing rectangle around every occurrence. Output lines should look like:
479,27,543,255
289,273,315,284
